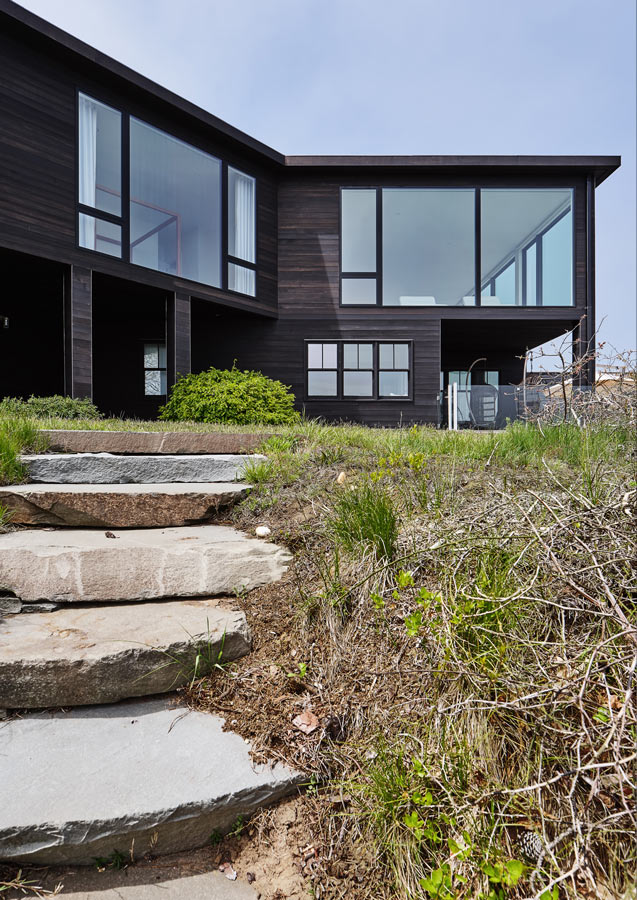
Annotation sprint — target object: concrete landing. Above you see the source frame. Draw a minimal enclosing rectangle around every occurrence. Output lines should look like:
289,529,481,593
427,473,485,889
0,697,302,864
21,453,264,485
0,525,291,604
41,429,270,455
0,483,247,528
0,599,250,708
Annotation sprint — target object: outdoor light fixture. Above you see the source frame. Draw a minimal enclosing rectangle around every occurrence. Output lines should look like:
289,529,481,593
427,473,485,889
1,316,8,329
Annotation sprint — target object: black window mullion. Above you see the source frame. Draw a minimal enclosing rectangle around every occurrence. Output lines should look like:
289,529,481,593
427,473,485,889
536,237,543,307
521,248,527,307
376,189,382,306
222,161,229,292
475,188,481,307
121,112,130,263
77,204,122,227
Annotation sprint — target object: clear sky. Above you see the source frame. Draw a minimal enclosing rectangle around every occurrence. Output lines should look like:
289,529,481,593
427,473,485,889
15,0,637,359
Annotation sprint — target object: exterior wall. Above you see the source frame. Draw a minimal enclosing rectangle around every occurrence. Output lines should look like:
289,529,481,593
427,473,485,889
0,16,279,315
0,2,610,425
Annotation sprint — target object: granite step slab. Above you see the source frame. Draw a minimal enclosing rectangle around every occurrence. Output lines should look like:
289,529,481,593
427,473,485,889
20,453,264,485
0,598,250,708
0,525,291,604
41,429,271,455
0,697,302,865
0,482,247,528
5,871,259,900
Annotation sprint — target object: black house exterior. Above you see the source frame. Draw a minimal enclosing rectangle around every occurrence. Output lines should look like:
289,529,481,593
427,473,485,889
0,1,620,427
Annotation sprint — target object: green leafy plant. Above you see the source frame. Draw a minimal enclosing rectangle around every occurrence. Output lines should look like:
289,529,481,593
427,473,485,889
0,395,102,419
159,367,299,425
93,849,127,871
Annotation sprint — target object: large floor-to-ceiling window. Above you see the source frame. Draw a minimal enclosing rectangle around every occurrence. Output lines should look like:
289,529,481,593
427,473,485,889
130,120,221,287
481,189,573,307
77,94,257,295
340,187,574,307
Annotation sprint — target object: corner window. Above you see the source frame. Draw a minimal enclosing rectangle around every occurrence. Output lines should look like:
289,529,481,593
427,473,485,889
228,168,256,296
307,343,338,396
481,189,573,306
143,342,167,395
340,187,574,307
306,341,411,400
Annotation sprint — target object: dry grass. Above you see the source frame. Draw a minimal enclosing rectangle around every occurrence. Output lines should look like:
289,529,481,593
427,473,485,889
188,423,636,900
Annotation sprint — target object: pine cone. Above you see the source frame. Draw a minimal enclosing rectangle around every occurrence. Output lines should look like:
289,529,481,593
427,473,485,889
517,830,544,863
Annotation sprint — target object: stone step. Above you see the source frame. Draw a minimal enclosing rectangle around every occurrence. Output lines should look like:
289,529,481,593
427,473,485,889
0,598,250,708
24,871,258,900
0,697,302,865
0,525,291,605
20,453,264,485
41,429,271,455
0,482,247,528
2,870,258,900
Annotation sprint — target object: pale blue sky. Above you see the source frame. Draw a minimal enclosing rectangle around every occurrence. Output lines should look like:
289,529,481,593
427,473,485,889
16,0,637,357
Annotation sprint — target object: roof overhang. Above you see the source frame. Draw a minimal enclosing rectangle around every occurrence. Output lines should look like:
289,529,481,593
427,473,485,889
0,0,621,185
284,155,621,185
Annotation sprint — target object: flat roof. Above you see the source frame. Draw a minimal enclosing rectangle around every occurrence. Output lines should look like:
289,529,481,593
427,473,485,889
0,0,621,184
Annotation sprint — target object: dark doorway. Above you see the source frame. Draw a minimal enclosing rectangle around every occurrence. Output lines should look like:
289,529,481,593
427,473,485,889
0,248,65,400
92,274,168,419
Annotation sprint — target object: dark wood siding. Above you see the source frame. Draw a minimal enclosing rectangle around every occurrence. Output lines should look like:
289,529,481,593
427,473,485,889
0,17,278,316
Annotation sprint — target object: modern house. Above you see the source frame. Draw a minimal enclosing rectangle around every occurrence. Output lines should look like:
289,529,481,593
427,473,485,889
0,0,620,427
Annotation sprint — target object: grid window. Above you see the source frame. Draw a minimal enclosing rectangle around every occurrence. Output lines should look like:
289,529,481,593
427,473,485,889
307,343,338,396
144,342,167,396
379,343,409,397
343,343,374,396
306,341,410,400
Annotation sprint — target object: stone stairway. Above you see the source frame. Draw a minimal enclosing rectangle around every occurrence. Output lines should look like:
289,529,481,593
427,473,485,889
0,432,300,871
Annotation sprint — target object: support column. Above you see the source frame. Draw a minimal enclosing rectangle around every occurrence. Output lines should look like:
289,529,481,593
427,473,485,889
63,265,93,399
578,175,596,388
167,291,191,389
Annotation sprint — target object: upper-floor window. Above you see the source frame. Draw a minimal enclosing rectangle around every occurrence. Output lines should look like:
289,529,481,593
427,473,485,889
228,167,256,296
340,187,573,307
78,94,122,257
78,94,257,296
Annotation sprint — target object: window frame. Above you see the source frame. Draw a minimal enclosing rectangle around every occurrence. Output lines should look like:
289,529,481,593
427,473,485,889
305,340,413,402
142,340,167,397
75,90,259,297
225,164,258,297
339,186,576,309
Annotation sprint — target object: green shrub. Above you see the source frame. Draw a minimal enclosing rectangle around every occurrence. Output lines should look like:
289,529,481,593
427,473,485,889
159,367,299,426
0,395,103,419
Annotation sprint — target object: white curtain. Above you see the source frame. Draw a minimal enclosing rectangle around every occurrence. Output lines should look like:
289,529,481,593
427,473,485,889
230,169,255,295
78,94,97,248
233,171,255,262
